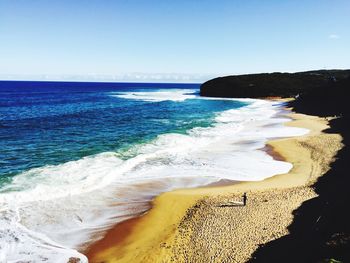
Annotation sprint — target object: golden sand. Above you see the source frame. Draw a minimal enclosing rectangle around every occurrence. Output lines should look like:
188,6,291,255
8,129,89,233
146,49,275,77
86,112,343,263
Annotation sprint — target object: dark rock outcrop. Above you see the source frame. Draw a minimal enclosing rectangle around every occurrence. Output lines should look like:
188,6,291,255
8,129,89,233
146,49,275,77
200,70,350,98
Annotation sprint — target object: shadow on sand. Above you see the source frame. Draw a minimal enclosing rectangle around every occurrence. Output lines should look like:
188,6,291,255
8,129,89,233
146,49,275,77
216,202,244,208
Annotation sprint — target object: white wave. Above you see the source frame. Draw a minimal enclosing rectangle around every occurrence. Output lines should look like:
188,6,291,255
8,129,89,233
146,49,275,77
0,206,87,263
0,99,309,262
109,89,197,102
0,153,124,203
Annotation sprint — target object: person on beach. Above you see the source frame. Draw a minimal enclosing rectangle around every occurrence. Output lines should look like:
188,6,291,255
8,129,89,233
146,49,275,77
242,192,247,206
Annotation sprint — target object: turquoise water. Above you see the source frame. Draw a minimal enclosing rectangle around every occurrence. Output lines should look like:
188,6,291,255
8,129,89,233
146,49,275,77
0,81,311,262
0,81,247,187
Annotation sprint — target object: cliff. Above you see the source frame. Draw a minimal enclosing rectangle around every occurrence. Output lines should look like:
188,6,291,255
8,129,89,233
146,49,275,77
200,70,350,98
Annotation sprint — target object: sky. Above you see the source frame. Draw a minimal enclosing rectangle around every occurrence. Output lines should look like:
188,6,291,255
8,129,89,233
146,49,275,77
0,0,349,82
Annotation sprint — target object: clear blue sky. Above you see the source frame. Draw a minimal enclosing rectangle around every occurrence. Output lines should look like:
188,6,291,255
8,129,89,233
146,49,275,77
0,0,349,81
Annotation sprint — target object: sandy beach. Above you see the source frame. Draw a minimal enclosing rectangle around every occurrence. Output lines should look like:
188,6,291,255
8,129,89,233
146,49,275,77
85,109,343,263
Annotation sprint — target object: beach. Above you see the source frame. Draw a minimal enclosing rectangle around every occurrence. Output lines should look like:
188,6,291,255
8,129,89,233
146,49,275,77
85,107,343,262
1,83,345,262
2,1,350,261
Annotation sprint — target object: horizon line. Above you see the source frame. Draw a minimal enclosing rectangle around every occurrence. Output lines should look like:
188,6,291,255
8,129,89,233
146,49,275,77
1,68,349,83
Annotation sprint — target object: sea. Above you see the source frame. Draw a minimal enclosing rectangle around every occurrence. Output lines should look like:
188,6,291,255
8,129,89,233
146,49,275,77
0,81,308,262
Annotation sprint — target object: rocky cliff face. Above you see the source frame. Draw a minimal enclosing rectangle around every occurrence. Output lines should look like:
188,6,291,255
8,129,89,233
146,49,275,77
200,70,350,98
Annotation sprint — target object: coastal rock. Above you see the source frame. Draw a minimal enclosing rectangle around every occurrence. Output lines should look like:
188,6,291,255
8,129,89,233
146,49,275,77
200,70,350,98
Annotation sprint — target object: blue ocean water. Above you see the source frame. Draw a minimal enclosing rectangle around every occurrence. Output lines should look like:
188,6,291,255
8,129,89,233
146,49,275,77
0,81,247,188
0,81,311,262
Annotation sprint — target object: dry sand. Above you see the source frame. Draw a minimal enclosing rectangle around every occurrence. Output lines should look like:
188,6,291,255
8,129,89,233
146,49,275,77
86,112,343,263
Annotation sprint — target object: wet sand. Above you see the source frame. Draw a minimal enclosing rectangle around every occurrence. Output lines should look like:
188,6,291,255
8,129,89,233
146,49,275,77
85,112,343,263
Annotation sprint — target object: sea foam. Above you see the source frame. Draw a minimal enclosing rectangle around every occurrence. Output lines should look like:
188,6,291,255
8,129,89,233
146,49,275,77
0,98,308,262
109,89,197,102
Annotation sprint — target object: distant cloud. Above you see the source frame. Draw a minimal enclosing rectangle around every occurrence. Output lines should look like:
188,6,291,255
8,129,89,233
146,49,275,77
0,73,216,83
329,34,340,39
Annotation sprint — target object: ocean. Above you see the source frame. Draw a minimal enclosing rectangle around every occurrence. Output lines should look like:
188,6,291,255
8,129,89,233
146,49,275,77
0,81,308,262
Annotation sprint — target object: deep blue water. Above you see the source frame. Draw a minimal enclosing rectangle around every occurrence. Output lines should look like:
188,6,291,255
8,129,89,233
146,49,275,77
0,81,247,186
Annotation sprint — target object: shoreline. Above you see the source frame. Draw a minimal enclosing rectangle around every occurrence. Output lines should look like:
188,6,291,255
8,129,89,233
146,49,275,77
85,107,343,262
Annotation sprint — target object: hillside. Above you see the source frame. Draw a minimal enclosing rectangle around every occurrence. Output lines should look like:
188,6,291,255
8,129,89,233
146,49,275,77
200,70,350,98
